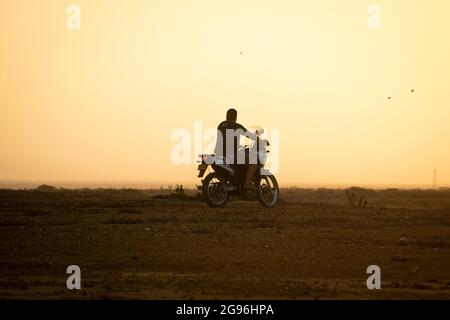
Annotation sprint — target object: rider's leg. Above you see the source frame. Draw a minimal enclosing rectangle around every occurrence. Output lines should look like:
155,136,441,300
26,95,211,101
243,164,258,189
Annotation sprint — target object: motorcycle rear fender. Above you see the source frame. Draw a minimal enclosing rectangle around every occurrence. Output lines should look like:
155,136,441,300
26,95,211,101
197,163,208,177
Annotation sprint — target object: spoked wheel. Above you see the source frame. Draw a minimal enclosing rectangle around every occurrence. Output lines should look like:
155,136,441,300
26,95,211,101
202,172,228,207
257,175,279,207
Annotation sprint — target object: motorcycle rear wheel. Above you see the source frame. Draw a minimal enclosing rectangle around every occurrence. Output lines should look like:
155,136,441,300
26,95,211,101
202,172,228,208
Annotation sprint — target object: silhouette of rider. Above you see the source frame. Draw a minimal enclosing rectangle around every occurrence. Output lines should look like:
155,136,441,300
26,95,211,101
214,108,259,190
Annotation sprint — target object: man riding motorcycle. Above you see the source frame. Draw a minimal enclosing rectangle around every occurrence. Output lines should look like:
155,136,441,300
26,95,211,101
214,108,260,191
198,107,279,207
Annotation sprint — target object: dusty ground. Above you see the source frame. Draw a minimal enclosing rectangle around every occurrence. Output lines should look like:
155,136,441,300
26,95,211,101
0,188,449,299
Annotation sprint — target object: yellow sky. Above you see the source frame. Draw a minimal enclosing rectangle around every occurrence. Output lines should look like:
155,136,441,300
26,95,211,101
1,0,449,187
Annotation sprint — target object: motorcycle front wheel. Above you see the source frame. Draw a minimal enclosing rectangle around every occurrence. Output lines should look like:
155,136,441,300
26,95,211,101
257,175,279,207
202,172,228,208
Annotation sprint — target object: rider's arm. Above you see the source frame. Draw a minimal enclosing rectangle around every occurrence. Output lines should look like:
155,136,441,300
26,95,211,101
238,124,257,141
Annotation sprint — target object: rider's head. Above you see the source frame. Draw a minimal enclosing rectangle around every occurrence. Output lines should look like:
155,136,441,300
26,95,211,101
226,108,237,123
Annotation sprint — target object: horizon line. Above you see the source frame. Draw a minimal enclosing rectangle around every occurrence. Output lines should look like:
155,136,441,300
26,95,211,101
0,179,448,190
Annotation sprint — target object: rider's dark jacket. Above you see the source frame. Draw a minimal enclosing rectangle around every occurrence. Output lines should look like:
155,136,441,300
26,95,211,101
214,121,254,164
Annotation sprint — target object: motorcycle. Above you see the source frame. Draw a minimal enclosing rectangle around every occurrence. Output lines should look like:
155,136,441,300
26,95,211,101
196,129,279,208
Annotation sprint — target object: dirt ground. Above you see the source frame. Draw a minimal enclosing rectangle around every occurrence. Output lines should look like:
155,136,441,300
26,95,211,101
0,188,449,299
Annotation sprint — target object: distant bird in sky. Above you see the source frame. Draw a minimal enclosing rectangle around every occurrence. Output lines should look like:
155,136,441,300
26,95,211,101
387,89,414,100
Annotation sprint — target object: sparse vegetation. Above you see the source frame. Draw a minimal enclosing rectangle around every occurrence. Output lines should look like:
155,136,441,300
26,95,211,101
35,184,58,192
346,188,368,208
